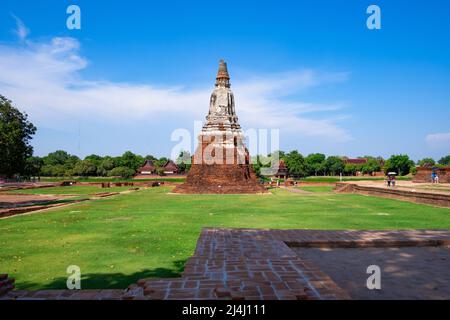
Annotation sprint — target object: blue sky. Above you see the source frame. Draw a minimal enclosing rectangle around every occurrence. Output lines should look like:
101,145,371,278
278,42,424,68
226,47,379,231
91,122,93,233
0,0,449,161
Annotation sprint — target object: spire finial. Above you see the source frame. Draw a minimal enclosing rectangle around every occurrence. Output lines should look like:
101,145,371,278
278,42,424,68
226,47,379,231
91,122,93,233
215,59,230,87
216,59,230,80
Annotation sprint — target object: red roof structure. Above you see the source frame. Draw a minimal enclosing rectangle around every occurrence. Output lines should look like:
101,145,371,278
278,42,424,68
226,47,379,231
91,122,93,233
163,160,179,173
344,158,367,165
272,159,288,178
137,159,156,174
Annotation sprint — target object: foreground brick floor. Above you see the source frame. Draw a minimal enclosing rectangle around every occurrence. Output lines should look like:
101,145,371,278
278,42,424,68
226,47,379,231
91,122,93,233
2,229,450,300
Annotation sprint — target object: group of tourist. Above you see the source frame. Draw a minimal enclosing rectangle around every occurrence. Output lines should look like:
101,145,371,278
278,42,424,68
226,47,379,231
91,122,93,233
431,172,440,184
386,175,396,187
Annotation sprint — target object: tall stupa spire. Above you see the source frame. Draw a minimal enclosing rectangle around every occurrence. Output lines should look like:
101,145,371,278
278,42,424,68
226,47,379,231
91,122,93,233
173,60,267,194
215,59,230,87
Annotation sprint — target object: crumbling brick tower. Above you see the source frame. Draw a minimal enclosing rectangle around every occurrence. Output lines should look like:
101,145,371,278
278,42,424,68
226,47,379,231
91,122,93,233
173,60,267,194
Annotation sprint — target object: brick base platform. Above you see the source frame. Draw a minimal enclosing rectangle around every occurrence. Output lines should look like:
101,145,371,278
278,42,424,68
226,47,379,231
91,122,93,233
335,182,450,208
173,164,267,194
2,229,450,300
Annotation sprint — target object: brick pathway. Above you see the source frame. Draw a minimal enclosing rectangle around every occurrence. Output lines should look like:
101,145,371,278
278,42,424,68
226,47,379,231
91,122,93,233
123,229,450,300
2,229,450,300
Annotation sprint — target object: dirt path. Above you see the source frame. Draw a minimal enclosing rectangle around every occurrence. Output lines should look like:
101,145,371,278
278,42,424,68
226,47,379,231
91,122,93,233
0,194,70,209
281,187,313,194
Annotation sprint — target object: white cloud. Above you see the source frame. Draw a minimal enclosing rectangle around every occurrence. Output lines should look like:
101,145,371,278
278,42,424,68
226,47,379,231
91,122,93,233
426,132,450,147
234,71,351,140
12,14,29,41
0,30,352,142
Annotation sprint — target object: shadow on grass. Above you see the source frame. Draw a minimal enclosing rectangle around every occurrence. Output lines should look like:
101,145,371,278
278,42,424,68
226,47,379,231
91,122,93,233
17,259,187,290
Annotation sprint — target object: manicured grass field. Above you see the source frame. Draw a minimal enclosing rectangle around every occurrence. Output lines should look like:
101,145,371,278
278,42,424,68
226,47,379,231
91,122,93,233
0,187,449,290
6,186,134,196
297,186,335,193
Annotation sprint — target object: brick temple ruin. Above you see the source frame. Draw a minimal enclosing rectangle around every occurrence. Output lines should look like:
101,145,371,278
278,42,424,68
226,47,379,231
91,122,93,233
413,166,450,183
173,60,266,194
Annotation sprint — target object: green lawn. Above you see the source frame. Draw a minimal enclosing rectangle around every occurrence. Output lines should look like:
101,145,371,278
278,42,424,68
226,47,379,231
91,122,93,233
5,186,134,196
297,186,335,193
0,187,449,290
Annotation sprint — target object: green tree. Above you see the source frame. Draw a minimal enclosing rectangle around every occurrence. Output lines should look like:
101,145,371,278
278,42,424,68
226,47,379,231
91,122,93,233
73,160,97,177
43,150,71,166
118,151,143,171
25,156,44,179
384,154,415,176
97,157,115,176
0,95,37,177
40,151,79,177
438,155,450,166
41,164,66,177
361,158,381,174
250,154,274,177
66,155,81,168
344,163,358,176
108,166,135,179
156,167,165,176
144,154,158,161
176,150,191,173
324,156,345,176
84,154,103,166
417,157,435,167
269,150,285,160
305,153,326,176
284,150,307,178
155,157,169,168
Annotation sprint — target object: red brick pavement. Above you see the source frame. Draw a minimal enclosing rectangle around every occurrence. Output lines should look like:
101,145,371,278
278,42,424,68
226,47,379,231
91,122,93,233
123,228,450,300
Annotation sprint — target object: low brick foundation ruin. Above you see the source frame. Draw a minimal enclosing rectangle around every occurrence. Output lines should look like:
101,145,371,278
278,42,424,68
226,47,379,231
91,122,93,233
413,166,450,183
173,164,266,194
335,183,450,208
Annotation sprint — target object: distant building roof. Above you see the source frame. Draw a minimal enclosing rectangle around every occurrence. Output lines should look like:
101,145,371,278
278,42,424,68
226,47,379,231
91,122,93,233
163,160,179,172
271,159,288,176
138,159,156,172
344,158,367,165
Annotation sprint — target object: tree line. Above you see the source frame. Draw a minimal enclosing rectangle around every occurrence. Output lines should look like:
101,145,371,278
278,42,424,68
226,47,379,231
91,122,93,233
24,150,180,179
1,95,450,180
17,150,450,180
252,151,450,178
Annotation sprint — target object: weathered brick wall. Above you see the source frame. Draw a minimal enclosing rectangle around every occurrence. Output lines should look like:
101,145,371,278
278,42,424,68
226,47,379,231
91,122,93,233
335,183,450,208
173,141,266,194
413,167,450,183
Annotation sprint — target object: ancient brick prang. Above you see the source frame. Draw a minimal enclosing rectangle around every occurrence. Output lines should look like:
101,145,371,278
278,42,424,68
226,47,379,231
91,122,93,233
173,60,266,194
